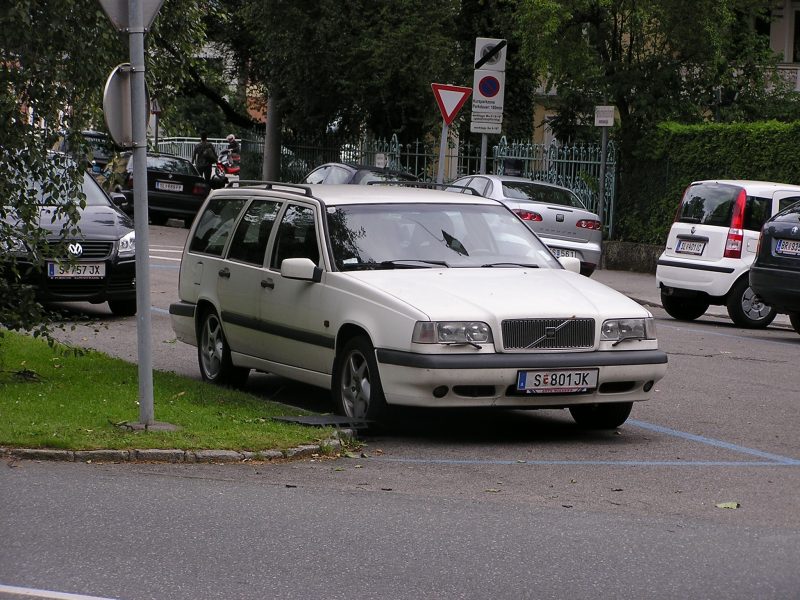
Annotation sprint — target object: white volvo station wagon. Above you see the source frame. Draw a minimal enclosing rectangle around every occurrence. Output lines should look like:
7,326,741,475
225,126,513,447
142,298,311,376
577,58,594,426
170,183,667,428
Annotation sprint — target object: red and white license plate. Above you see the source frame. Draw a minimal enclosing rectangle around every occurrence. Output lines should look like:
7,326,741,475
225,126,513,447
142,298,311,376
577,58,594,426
516,369,598,393
155,180,183,192
676,240,705,255
776,239,800,256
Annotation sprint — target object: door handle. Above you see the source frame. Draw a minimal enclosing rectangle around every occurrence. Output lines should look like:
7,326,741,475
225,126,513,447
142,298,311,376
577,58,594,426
261,279,274,289
218,267,230,279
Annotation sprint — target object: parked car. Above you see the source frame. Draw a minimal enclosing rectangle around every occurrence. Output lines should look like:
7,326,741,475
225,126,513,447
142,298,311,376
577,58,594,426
302,162,417,185
3,162,137,316
656,180,800,328
52,130,116,173
448,175,602,276
169,183,667,429
749,200,800,334
101,152,211,225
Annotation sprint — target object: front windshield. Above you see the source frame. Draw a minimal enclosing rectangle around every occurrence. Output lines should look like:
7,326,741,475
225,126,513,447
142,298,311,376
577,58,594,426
31,170,112,207
326,202,561,270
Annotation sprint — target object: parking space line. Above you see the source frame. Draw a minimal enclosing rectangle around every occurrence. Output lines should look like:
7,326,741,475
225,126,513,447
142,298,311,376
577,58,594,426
0,583,118,600
627,419,800,465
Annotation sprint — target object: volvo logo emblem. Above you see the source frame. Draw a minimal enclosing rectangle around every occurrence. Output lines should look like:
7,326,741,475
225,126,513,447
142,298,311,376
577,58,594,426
793,226,799,235
68,243,83,257
545,327,557,338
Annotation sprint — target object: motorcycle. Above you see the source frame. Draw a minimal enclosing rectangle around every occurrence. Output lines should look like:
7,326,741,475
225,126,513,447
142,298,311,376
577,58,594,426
213,149,241,184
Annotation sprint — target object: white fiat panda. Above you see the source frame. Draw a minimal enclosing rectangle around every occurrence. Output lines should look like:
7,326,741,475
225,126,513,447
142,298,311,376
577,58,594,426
656,180,800,327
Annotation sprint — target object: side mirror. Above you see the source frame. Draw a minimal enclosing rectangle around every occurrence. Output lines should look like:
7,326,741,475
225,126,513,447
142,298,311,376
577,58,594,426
280,257,322,283
558,256,581,274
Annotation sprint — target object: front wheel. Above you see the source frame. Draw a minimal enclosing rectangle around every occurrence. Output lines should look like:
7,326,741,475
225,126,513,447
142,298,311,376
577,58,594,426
108,298,137,316
726,278,777,328
789,312,800,335
569,402,633,429
332,336,387,421
661,292,709,321
197,309,249,387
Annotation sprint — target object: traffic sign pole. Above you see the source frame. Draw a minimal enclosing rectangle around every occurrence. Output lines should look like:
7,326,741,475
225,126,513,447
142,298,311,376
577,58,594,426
436,122,449,184
128,0,155,426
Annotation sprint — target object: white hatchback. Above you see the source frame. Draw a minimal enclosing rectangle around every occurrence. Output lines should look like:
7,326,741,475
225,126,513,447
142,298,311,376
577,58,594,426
656,180,800,327
170,183,667,429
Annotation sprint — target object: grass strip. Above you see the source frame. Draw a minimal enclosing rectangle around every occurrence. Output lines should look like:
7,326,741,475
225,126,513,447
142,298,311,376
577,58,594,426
0,331,334,452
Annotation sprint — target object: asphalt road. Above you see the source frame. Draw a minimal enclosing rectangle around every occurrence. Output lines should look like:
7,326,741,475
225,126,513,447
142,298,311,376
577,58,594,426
1,223,798,599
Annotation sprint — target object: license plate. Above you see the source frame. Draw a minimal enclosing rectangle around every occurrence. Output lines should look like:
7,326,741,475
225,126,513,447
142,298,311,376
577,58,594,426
676,240,705,255
551,248,578,259
516,369,598,393
155,180,183,192
776,239,800,256
47,262,105,279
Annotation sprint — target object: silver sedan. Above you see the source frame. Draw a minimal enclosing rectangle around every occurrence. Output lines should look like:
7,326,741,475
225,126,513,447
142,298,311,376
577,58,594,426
449,175,602,276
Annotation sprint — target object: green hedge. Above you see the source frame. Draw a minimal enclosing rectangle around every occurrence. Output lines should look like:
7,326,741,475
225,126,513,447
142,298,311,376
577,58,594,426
615,121,800,244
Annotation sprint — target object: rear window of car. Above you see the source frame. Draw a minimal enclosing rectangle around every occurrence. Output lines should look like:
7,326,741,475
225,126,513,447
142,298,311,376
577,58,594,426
678,183,770,231
501,182,586,209
146,155,198,175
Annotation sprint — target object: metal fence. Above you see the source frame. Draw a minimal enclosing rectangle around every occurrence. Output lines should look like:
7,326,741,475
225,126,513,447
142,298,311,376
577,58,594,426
156,135,617,232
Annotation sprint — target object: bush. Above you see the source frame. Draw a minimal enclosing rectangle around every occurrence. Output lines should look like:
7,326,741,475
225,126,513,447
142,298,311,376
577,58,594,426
616,121,800,244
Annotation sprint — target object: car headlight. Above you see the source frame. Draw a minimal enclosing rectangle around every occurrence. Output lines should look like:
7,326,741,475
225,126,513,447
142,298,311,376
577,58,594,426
601,318,656,345
1,236,28,255
412,321,493,345
118,231,135,257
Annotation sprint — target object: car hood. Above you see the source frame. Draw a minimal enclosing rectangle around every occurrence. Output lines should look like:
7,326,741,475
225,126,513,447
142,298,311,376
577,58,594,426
36,205,133,239
344,268,648,320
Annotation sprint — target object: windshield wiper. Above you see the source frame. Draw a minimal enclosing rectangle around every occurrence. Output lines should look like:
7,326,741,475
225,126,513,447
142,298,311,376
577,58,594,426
480,262,540,268
380,259,450,268
339,259,450,271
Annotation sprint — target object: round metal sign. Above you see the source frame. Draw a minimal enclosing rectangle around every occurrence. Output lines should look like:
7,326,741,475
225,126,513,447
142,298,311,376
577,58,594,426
103,63,149,149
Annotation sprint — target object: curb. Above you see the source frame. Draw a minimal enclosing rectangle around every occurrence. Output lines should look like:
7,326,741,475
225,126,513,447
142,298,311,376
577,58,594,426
0,430,355,465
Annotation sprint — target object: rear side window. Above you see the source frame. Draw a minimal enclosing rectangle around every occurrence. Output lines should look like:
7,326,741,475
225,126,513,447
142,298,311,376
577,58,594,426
189,197,247,256
227,199,282,265
742,196,770,231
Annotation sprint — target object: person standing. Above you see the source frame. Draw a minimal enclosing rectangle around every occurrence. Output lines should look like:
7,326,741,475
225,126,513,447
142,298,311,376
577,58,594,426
192,132,216,181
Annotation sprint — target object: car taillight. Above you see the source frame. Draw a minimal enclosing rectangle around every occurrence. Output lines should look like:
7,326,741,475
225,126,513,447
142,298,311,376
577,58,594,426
724,189,747,259
193,183,209,196
126,174,134,189
514,209,542,221
576,219,602,230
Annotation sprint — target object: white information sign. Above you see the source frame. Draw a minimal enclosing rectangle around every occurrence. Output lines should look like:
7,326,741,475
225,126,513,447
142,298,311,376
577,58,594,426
594,105,616,127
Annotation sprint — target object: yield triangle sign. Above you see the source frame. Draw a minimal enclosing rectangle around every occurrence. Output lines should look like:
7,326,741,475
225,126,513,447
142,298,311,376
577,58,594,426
431,83,472,126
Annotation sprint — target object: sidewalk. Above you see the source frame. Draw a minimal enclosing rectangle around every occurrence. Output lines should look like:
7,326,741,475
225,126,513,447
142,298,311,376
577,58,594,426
592,268,793,329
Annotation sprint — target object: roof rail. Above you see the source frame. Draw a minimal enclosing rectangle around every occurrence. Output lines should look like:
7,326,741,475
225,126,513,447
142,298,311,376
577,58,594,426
366,180,483,196
225,180,314,198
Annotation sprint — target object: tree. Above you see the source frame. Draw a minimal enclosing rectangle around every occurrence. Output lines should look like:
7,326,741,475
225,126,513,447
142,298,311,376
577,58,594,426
513,0,788,149
0,0,210,342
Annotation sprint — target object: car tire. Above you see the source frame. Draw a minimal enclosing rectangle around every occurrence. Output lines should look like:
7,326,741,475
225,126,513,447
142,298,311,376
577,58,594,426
569,402,633,429
149,213,168,226
332,336,387,421
789,312,800,335
108,299,137,316
660,292,709,321
197,308,249,387
726,277,777,328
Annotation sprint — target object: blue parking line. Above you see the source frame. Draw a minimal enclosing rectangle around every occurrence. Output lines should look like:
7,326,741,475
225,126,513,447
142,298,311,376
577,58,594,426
149,263,180,270
627,419,800,465
370,457,797,467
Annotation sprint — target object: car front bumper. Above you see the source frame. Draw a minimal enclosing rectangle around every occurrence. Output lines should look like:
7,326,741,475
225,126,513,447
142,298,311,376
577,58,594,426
375,348,668,408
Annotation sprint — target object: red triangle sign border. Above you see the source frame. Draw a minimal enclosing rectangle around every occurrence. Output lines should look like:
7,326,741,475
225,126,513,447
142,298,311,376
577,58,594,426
431,83,472,126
